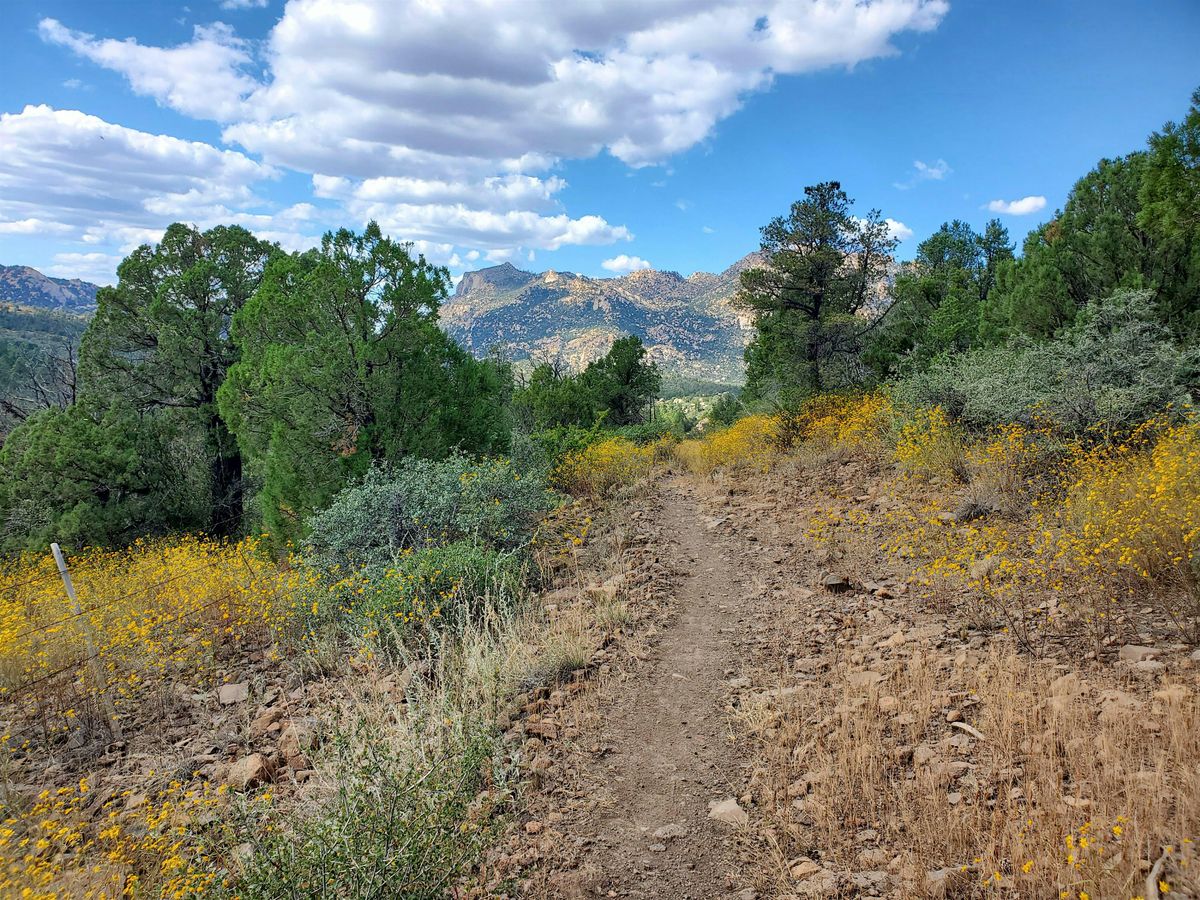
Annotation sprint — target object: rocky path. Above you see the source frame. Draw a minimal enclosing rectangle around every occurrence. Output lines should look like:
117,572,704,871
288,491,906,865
562,476,752,897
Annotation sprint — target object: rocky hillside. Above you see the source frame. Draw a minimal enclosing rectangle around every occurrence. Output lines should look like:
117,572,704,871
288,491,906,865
0,265,99,313
441,255,761,382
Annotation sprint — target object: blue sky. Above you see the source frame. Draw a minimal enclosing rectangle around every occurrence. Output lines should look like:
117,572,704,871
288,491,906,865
0,0,1197,286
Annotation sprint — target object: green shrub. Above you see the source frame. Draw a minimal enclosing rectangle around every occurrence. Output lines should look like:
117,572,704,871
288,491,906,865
230,725,496,899
306,455,557,568
614,419,682,445
707,392,743,428
521,424,607,472
304,541,526,656
896,290,1199,434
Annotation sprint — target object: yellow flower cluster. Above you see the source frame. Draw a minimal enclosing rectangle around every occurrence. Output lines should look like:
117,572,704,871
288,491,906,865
787,392,893,451
1063,418,1199,597
0,776,226,899
893,405,964,479
889,414,1199,635
553,437,658,496
0,536,301,740
673,414,779,476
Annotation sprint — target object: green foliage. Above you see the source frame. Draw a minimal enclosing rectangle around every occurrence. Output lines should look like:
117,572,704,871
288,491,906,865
738,181,898,402
515,424,607,476
707,392,743,428
0,402,203,551
81,223,277,535
219,223,512,542
1139,87,1200,337
304,541,525,658
659,375,741,400
512,335,661,431
896,290,1199,434
231,725,495,899
306,455,556,570
984,86,1200,342
865,219,1013,376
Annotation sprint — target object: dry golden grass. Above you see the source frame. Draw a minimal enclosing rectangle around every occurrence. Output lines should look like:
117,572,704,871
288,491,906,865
751,643,1199,898
728,397,1200,899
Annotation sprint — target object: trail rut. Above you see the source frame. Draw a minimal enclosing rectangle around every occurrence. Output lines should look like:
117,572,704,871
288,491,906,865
560,476,751,897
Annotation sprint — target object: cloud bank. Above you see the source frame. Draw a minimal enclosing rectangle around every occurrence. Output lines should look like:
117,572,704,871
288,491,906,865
25,0,949,280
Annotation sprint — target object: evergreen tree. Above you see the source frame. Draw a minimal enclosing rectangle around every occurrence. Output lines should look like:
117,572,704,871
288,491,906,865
219,223,511,539
580,335,661,426
1139,87,1200,337
866,219,1013,376
0,402,203,551
512,336,661,431
80,223,277,534
737,182,897,402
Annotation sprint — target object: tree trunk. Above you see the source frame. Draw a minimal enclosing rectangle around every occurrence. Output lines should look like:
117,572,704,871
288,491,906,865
210,417,243,536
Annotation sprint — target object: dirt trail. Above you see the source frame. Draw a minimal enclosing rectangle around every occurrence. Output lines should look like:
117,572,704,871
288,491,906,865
564,476,752,897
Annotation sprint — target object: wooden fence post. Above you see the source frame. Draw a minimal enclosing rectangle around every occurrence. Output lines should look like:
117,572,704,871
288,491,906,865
50,543,122,742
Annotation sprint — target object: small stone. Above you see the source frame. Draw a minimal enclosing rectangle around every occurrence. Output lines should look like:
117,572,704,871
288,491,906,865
858,847,888,867
1118,644,1159,663
846,670,885,689
249,707,283,738
925,868,960,898
789,858,822,880
525,820,544,835
279,722,315,758
707,797,749,827
218,682,249,705
226,753,272,791
947,791,963,806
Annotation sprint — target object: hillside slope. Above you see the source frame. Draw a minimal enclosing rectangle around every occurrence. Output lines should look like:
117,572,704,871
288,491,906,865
0,265,99,313
441,255,760,382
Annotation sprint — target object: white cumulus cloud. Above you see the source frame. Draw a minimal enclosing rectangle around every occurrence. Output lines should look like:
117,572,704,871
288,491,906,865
601,254,654,273
986,195,1047,215
894,158,951,189
34,0,949,268
45,252,124,285
39,19,257,121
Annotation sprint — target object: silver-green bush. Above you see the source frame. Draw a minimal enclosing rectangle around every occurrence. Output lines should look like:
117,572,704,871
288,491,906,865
306,454,558,568
896,290,1199,433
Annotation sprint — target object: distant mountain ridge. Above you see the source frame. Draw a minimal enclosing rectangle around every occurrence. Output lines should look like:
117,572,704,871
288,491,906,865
442,254,760,382
0,265,99,313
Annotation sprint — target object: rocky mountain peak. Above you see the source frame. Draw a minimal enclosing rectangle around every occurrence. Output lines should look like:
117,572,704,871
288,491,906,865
453,261,535,298
442,253,760,382
0,264,100,312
